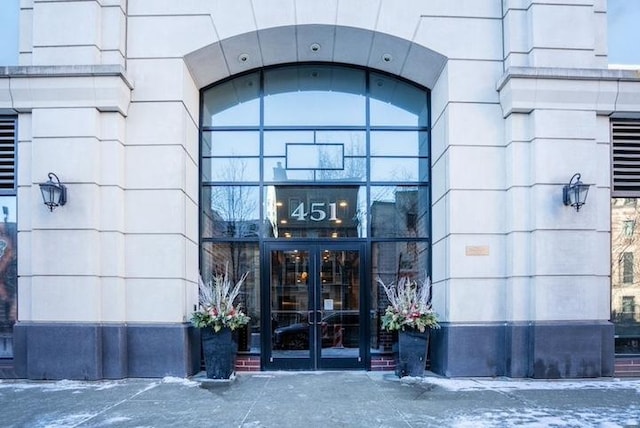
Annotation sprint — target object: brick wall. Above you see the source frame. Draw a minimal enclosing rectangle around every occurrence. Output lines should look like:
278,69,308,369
370,355,396,371
235,355,260,372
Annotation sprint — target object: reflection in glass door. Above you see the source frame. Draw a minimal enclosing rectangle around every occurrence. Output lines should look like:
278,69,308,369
269,248,311,360
265,243,364,370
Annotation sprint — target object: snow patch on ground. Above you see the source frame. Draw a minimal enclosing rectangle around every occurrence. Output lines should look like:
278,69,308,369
0,379,127,392
447,407,640,428
241,421,264,427
32,412,96,428
93,416,132,426
161,376,198,387
420,377,640,393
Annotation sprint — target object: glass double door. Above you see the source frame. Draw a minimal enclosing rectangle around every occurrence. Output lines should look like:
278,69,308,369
264,242,366,370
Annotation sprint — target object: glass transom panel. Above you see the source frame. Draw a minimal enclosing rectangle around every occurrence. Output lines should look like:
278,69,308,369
201,64,430,240
264,66,366,126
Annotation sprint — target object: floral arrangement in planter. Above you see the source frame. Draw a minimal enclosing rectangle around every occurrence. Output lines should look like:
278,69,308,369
191,265,250,333
378,276,439,333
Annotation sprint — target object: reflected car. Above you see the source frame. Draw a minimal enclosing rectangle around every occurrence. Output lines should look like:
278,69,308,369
272,311,360,350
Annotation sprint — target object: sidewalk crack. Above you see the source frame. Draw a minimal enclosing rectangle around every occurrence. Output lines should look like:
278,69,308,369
71,380,161,427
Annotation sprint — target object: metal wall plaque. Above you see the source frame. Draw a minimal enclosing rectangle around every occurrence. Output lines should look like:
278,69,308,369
465,245,490,256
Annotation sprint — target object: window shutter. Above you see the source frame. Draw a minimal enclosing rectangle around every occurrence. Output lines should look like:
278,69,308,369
0,118,16,191
612,119,640,196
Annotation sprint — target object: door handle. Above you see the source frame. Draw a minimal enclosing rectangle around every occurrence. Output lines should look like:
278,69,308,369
308,310,323,324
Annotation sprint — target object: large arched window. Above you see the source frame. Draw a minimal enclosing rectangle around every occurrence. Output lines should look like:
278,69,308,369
200,64,430,361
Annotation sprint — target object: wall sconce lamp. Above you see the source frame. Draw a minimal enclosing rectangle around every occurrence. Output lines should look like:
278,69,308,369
563,173,590,212
39,172,67,212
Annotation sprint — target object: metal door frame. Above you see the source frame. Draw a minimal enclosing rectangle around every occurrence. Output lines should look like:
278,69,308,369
261,241,367,370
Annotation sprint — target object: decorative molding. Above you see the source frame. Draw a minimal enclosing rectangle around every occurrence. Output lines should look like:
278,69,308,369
184,25,448,90
497,67,640,117
497,66,640,92
0,65,133,115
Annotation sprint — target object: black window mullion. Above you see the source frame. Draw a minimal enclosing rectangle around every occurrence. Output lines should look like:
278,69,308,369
259,69,266,240
199,64,432,262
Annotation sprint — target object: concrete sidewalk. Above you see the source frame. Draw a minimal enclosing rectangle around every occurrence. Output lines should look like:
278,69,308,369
0,371,639,427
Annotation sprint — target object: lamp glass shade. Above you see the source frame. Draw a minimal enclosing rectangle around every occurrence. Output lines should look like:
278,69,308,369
574,182,589,208
39,179,66,211
563,179,589,211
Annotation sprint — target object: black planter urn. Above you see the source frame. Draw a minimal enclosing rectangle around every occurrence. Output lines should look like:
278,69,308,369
396,329,430,377
201,327,238,379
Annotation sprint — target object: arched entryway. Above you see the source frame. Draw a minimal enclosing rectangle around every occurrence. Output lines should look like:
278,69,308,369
199,63,432,370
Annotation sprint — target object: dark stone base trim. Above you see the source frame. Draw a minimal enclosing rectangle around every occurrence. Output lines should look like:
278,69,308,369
430,321,614,378
13,322,201,380
11,321,615,379
0,360,19,379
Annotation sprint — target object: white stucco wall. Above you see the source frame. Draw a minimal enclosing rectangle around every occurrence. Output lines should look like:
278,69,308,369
3,0,640,327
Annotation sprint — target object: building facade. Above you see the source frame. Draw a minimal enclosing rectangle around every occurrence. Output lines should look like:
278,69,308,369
1,0,640,380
